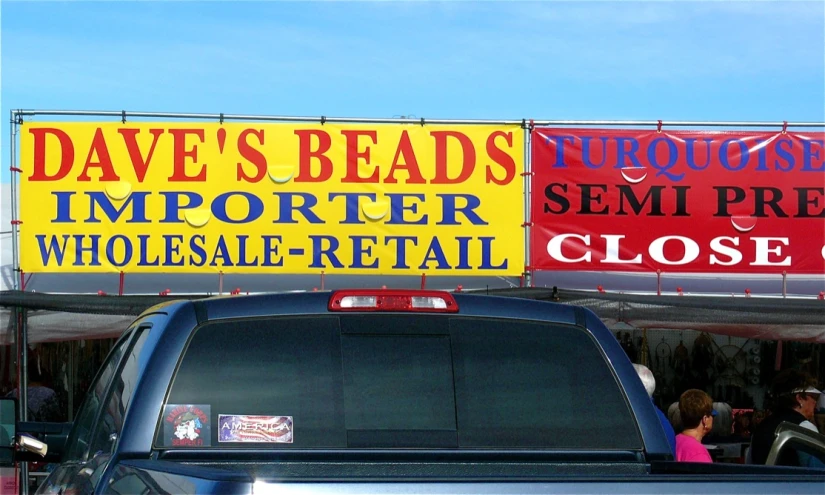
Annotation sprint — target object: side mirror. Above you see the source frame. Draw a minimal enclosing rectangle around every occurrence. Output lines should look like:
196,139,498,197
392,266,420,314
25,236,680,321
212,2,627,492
0,398,49,463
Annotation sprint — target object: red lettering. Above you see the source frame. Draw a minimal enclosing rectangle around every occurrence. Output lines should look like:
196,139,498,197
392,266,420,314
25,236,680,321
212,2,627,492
431,131,476,184
341,130,378,183
485,131,516,185
118,128,163,183
294,130,332,182
236,129,267,182
386,131,426,184
28,128,75,181
168,129,206,182
78,128,120,182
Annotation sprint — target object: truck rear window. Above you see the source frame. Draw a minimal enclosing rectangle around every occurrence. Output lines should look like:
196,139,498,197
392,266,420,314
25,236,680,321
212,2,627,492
158,315,641,450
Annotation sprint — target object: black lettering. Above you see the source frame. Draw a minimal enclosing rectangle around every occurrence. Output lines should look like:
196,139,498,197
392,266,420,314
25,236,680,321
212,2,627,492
543,183,570,214
578,184,609,215
616,185,665,216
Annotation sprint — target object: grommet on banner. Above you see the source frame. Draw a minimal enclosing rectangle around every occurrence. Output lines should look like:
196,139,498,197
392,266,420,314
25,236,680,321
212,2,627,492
121,111,126,124
781,121,788,134
320,116,326,125
657,120,663,133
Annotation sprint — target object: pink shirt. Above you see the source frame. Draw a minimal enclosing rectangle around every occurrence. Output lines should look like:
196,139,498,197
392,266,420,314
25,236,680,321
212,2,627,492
675,433,712,463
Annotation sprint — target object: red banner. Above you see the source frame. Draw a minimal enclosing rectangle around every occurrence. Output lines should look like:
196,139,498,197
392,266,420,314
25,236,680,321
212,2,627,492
530,128,825,274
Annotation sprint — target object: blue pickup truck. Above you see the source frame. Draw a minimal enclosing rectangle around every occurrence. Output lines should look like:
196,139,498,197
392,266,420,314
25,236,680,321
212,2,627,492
3,289,825,494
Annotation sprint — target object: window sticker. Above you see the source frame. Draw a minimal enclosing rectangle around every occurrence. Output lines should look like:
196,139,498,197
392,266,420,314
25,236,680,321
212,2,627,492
218,415,293,443
163,404,211,447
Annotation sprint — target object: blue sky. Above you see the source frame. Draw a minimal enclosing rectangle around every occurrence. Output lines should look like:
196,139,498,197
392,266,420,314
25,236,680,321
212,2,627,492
1,0,823,184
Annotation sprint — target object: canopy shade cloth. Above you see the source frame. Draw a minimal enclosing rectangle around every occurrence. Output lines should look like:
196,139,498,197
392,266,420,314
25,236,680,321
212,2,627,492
1,288,823,344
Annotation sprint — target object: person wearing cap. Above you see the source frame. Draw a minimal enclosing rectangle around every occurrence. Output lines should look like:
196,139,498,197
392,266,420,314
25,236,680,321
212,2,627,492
749,368,822,466
632,364,676,456
675,389,715,463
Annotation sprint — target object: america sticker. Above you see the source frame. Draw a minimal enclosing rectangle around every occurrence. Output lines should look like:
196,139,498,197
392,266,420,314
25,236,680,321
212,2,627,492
218,415,293,443
163,404,211,447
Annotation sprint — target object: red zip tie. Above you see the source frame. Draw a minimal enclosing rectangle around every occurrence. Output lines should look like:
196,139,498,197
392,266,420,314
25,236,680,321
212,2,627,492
520,171,534,176
781,121,788,134
420,273,426,290
657,120,663,133
529,119,534,128
9,167,22,173
159,289,171,296
10,220,22,225
118,271,125,296
19,270,26,291
521,222,533,227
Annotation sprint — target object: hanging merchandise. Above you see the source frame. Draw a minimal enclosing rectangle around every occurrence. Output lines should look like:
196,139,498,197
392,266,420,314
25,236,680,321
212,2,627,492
691,333,716,390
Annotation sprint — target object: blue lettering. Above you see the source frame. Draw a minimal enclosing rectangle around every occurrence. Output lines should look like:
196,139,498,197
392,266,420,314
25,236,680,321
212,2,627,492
753,139,769,171
547,136,575,168
387,193,427,225
580,137,609,169
160,192,203,223
52,192,76,223
73,235,101,266
685,138,713,171
36,234,70,266
719,139,750,171
478,237,507,270
137,235,159,266
209,236,234,267
775,139,794,171
86,192,150,223
614,137,644,169
350,236,378,269
802,139,824,171
164,235,185,266
189,235,207,266
212,192,264,224
437,194,487,226
329,192,375,224
647,137,683,181
419,237,451,270
105,235,133,268
261,235,284,267
455,237,472,269
385,236,417,269
236,235,259,266
273,192,323,224
309,235,343,268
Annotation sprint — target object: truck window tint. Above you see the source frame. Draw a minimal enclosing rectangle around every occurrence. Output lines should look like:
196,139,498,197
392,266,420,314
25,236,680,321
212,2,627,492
88,327,150,459
451,318,642,449
342,334,456,432
163,317,345,448
63,331,132,462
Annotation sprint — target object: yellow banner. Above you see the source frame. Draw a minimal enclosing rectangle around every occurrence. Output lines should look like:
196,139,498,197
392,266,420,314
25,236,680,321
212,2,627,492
19,122,524,275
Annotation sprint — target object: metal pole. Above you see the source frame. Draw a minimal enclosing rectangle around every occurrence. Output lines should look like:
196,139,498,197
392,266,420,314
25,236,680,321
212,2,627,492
782,271,787,298
16,110,823,128
523,122,533,288
12,109,526,126
68,340,74,422
17,307,29,495
10,111,19,290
